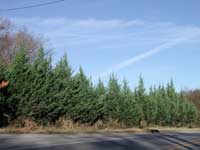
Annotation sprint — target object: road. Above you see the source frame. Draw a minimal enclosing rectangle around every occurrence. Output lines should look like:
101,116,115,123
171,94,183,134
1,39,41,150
0,132,200,150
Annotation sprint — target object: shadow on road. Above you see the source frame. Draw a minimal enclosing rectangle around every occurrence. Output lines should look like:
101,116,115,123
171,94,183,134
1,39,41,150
88,136,148,150
156,134,198,150
165,134,200,147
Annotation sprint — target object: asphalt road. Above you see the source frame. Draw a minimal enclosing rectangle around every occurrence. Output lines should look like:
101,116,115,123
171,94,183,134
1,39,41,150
0,132,200,150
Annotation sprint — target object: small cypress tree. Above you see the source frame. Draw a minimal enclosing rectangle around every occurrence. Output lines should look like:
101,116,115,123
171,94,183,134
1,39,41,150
135,77,146,122
94,79,107,120
106,74,122,120
119,79,141,126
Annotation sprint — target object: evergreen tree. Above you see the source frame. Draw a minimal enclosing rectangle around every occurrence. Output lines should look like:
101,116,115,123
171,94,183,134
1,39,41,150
52,54,73,119
94,79,107,120
167,79,176,100
106,74,122,120
6,48,30,120
69,67,98,124
119,79,141,126
146,86,158,124
0,47,198,127
134,77,147,122
17,48,53,124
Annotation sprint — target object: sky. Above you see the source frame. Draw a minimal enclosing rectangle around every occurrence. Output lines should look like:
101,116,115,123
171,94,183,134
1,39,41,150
0,0,200,90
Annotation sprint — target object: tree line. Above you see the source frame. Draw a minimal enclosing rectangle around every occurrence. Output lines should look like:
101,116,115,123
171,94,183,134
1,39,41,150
0,17,198,128
0,48,198,127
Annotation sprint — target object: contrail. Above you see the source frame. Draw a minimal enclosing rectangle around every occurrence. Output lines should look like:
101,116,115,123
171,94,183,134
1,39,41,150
93,31,200,81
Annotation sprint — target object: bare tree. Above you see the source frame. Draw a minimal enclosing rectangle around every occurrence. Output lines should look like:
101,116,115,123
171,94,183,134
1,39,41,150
0,17,43,64
183,89,200,113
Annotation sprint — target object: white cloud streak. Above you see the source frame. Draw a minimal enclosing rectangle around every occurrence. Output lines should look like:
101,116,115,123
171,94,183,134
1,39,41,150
11,18,176,48
11,17,200,79
93,28,200,80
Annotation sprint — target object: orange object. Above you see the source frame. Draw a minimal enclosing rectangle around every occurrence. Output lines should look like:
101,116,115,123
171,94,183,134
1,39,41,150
0,80,9,89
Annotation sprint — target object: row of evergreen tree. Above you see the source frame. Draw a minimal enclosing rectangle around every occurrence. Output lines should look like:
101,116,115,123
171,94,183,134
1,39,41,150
0,48,198,127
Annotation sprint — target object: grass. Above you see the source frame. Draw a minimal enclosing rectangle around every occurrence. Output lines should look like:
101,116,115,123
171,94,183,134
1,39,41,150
1,126,200,134
0,118,200,134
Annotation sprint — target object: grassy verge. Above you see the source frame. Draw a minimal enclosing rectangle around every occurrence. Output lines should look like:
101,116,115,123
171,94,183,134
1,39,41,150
1,126,200,134
0,118,200,134
0,127,146,134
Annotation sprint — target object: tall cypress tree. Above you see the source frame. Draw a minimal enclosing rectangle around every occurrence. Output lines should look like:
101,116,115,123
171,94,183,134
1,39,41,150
51,53,73,119
17,48,53,124
6,48,30,120
69,67,97,123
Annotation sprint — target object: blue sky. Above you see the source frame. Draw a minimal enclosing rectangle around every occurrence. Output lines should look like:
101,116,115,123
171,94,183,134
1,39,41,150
1,0,200,90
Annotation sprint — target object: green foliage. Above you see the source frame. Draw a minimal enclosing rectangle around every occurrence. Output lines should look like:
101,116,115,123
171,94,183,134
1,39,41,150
106,74,122,119
68,67,103,124
6,49,30,119
9,48,55,124
94,79,107,120
118,79,142,126
0,48,198,127
134,77,147,121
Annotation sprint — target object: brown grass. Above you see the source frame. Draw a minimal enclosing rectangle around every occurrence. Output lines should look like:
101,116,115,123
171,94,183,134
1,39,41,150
0,117,200,134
